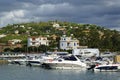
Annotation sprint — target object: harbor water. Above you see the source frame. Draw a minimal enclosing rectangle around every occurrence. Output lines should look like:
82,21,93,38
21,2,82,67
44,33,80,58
0,64,120,80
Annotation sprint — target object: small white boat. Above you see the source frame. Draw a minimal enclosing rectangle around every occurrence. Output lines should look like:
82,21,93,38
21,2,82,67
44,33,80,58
93,64,120,72
42,55,87,70
26,54,59,67
26,57,44,67
8,59,27,65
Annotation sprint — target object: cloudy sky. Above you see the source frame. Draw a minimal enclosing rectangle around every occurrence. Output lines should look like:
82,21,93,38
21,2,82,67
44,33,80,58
0,0,120,30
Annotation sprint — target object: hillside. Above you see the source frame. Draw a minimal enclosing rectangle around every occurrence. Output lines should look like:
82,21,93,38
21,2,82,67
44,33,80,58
0,21,120,52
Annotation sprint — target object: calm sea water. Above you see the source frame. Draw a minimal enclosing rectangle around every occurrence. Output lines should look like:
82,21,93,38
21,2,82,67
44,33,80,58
0,64,120,80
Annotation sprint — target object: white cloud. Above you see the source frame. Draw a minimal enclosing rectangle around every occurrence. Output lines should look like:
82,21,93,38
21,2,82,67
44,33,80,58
32,3,75,16
0,10,27,26
110,27,120,31
0,2,75,27
105,0,120,7
0,0,120,30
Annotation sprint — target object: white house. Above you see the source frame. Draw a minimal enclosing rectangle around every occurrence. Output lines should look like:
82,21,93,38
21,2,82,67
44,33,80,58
14,30,19,34
60,35,80,50
0,34,6,38
8,39,22,45
27,36,49,47
53,23,60,28
19,25,25,28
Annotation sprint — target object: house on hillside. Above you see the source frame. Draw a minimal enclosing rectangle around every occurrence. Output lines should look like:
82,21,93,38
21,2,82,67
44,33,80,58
8,39,22,45
14,30,19,34
19,25,25,28
0,43,22,52
60,35,80,50
27,36,49,47
53,23,60,28
0,34,6,38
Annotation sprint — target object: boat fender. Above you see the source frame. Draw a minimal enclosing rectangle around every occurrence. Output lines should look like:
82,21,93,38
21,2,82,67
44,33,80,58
49,59,53,62
87,65,96,70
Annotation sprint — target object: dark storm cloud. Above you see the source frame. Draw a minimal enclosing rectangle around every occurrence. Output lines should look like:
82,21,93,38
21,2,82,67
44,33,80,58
0,0,21,11
0,0,120,30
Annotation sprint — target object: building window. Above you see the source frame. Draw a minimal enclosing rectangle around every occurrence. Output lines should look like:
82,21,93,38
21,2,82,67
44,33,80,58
43,38,46,40
74,43,76,46
32,37,35,40
67,42,70,46
39,42,41,45
32,42,35,45
62,43,63,46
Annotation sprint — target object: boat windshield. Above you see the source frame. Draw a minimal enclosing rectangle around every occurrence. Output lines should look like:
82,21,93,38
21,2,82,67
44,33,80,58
63,55,77,61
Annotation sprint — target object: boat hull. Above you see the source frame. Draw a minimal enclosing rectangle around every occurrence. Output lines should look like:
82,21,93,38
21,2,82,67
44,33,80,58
94,69,120,72
8,60,26,65
94,64,120,72
42,63,86,69
26,61,42,67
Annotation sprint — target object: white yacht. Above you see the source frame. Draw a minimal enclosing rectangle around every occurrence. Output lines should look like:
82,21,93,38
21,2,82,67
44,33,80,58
42,55,87,69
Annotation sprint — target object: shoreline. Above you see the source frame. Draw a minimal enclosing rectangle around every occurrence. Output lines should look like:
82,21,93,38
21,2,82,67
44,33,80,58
0,60,9,64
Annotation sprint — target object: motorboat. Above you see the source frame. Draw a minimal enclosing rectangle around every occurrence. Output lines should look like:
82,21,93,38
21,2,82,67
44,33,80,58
42,55,87,69
8,58,27,65
26,54,57,67
88,63,120,72
94,64,120,72
100,52,116,57
26,57,44,67
72,48,100,57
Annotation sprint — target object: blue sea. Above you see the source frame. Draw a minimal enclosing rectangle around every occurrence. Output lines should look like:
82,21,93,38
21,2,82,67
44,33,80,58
0,64,120,80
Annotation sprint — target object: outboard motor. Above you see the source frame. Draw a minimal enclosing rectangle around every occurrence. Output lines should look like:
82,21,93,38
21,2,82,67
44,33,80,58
87,65,96,71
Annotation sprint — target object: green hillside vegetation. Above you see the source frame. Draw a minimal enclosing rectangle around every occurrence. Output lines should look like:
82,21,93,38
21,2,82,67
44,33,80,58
0,34,27,43
0,21,120,52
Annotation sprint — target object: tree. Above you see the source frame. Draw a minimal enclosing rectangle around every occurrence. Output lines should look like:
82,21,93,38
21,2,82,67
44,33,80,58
88,29,100,48
38,45,49,53
13,47,23,52
111,31,120,51
4,48,12,52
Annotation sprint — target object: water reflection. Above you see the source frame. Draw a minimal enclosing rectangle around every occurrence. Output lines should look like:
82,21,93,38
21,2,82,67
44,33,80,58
0,64,120,80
